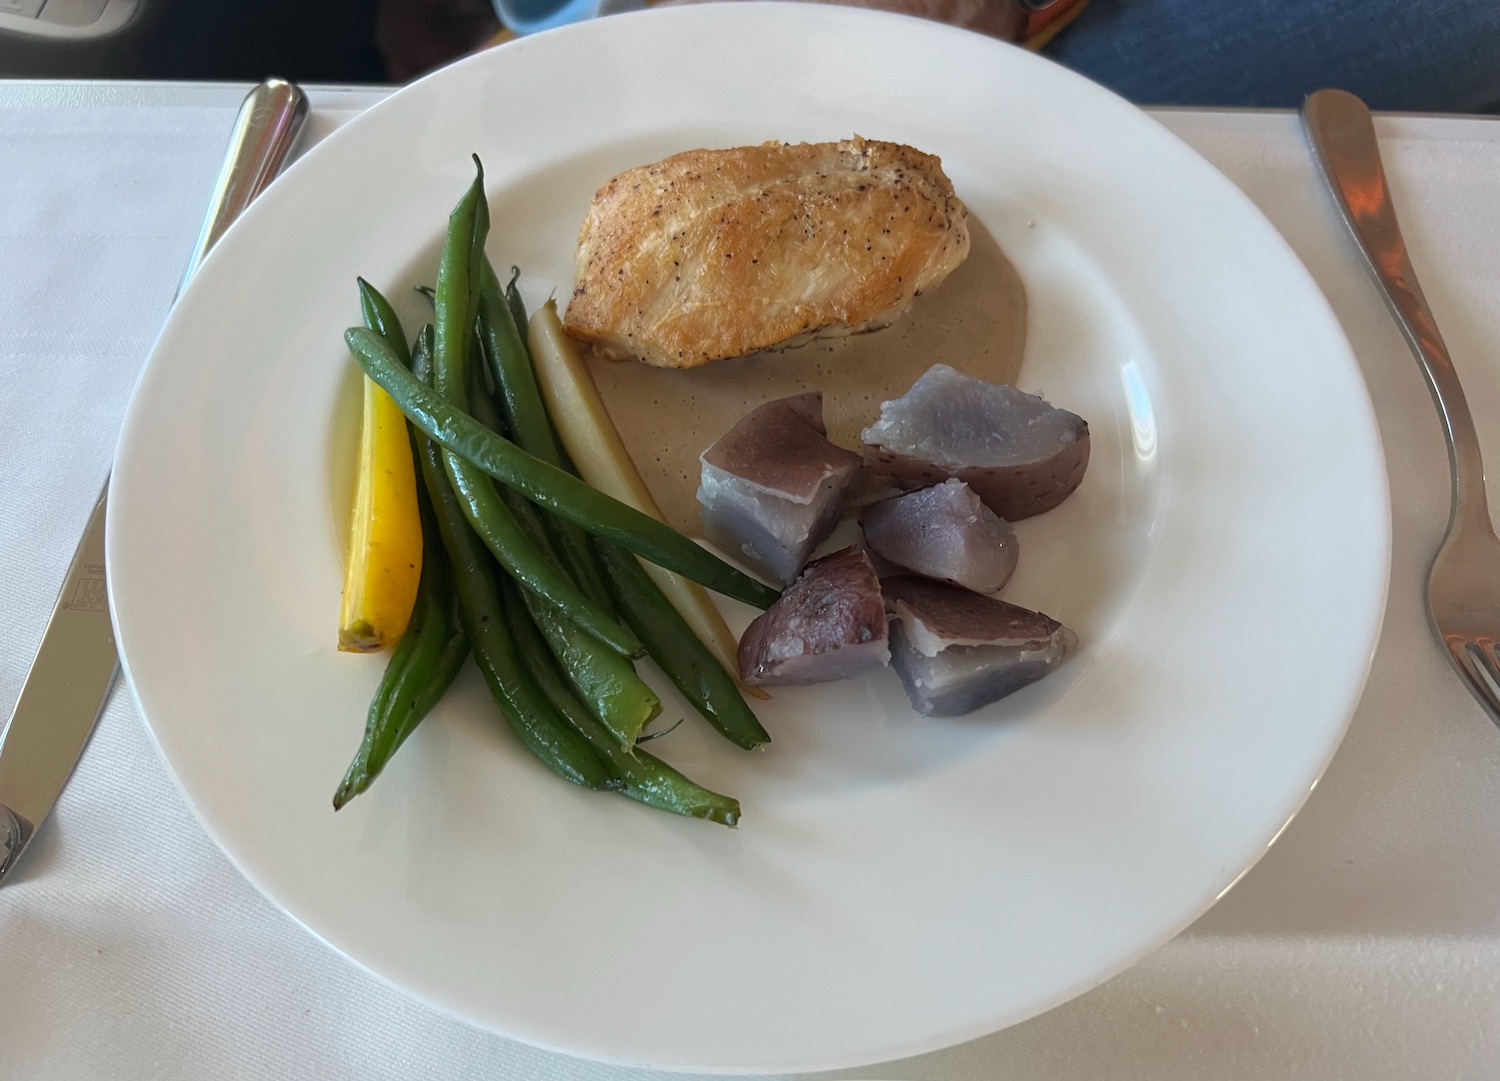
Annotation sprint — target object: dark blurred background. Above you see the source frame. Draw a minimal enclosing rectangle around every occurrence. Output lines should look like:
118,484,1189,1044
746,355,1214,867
3,0,1496,112
0,0,502,83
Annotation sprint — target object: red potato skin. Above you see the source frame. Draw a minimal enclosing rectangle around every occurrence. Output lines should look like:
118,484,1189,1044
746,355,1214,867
737,547,889,686
862,425,1090,520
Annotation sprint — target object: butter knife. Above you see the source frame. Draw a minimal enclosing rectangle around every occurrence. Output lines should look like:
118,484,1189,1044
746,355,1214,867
0,79,309,884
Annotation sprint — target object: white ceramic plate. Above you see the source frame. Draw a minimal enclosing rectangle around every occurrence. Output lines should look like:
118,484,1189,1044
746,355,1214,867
107,4,1389,1073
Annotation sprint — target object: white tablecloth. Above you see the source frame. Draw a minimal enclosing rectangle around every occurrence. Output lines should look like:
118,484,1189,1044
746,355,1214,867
1,82,1498,1081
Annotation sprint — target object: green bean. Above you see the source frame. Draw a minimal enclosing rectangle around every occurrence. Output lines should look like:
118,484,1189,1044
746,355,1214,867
442,452,639,654
520,582,660,747
428,161,641,658
501,577,740,826
356,278,410,365
410,325,610,791
595,539,771,750
343,326,780,610
463,357,660,745
477,258,617,616
498,508,661,750
477,260,559,466
333,483,468,810
432,156,488,381
464,331,504,432
502,265,529,343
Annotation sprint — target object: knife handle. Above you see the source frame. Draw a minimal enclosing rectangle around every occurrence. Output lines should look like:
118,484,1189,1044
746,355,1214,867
0,79,309,885
180,78,309,291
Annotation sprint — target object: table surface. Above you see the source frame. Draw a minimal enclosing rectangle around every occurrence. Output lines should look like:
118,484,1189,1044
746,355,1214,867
1,81,1498,1081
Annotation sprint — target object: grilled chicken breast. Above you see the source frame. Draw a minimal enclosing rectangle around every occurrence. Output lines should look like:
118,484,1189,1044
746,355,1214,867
563,137,970,368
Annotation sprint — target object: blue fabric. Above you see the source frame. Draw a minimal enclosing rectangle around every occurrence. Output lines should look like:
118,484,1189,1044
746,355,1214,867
1048,0,1500,113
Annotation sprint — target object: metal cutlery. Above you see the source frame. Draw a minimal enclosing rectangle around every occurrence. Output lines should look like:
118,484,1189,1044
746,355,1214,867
1302,87,1500,729
0,78,309,884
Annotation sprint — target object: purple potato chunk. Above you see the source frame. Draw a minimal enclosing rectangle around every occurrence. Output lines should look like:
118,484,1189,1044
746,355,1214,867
861,363,1089,520
698,392,862,584
860,478,1018,594
882,576,1077,716
738,548,890,685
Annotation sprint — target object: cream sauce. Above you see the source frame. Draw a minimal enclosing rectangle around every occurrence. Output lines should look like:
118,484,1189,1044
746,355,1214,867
588,218,1027,533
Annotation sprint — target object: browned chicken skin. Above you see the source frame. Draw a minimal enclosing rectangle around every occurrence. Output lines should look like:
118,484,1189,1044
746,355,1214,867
563,137,970,368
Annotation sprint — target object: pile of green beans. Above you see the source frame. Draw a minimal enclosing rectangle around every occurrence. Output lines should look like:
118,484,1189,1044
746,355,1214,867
334,156,768,823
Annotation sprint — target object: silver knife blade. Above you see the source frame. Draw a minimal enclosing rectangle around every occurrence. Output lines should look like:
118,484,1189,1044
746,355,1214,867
0,487,113,875
0,78,309,884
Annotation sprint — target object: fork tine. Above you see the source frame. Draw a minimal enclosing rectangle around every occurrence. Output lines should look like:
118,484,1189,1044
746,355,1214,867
1447,636,1500,729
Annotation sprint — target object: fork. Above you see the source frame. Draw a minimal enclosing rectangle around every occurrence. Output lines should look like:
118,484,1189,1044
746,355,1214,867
1302,88,1500,728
